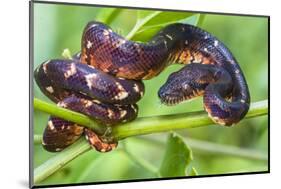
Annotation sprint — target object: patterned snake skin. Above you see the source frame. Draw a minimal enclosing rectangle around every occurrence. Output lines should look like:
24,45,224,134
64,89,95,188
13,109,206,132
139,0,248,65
34,21,250,152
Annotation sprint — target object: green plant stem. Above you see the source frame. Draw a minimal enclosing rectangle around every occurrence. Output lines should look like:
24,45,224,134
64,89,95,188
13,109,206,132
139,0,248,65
34,134,42,145
114,100,268,139
34,98,106,134
34,138,91,184
33,99,267,184
34,98,268,140
115,100,268,139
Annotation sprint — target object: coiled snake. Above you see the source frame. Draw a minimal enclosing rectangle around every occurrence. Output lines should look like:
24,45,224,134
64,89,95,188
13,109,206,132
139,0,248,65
34,21,250,152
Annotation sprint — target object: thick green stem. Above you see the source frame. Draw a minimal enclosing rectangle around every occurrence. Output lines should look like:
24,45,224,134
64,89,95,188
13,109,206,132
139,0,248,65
34,134,42,145
34,98,105,134
34,98,268,140
114,100,268,139
34,138,91,184
33,99,268,184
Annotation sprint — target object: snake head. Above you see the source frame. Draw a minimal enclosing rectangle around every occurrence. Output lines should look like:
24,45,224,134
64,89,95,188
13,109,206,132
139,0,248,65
158,73,203,105
158,64,216,105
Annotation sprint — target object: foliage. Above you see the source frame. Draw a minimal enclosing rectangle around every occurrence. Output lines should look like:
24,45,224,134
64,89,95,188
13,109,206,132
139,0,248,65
159,133,194,177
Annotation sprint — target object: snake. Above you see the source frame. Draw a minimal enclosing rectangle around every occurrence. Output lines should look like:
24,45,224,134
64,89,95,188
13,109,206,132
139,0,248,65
34,21,250,153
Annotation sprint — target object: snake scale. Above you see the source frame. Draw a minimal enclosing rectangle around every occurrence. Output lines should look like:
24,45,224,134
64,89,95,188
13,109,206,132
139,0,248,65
34,21,250,152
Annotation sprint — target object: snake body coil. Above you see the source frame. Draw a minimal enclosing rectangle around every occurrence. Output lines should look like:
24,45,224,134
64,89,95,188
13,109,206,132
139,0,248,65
35,21,250,152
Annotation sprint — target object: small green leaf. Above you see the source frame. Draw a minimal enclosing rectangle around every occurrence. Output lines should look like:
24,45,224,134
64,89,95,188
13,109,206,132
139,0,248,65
159,132,193,177
95,8,121,24
61,49,72,59
140,11,194,27
127,10,198,40
137,10,162,20
197,14,206,27
127,10,200,41
132,14,201,42
126,11,161,39
179,14,201,25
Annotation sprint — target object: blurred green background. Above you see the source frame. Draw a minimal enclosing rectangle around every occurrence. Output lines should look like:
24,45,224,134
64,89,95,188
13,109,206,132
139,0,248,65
33,2,268,186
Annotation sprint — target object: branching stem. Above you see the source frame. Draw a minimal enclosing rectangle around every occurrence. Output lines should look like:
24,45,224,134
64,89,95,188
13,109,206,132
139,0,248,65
34,98,268,140
33,99,268,184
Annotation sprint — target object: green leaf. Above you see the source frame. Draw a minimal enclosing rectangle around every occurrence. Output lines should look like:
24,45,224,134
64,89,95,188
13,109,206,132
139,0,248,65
95,8,121,24
159,132,193,177
61,49,72,59
139,11,195,27
126,11,161,39
132,14,201,42
197,14,206,27
126,10,199,40
137,10,162,20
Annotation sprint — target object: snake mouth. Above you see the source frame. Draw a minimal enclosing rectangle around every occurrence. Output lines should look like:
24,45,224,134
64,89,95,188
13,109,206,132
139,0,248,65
160,95,195,106
159,87,204,106
160,97,180,106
